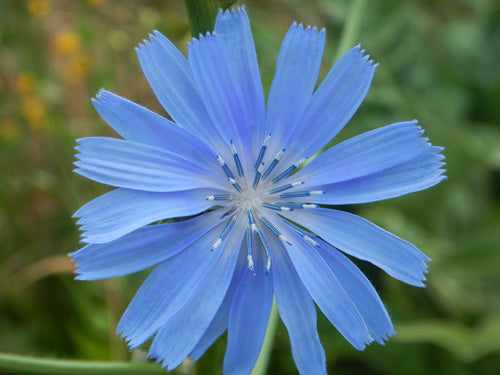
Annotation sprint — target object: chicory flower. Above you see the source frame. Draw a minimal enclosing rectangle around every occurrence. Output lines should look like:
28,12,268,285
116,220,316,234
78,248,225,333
72,7,445,375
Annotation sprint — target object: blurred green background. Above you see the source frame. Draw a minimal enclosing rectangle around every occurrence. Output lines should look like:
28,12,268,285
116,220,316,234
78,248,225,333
1,0,500,374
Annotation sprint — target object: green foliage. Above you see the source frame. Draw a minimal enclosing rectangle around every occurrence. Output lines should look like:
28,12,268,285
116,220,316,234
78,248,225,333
1,0,500,374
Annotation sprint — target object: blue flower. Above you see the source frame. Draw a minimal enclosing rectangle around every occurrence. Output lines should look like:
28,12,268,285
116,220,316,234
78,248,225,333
71,7,445,375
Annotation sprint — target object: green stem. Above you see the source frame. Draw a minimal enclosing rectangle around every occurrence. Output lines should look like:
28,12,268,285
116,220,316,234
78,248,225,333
335,0,368,60
251,299,279,375
185,0,237,36
0,352,165,375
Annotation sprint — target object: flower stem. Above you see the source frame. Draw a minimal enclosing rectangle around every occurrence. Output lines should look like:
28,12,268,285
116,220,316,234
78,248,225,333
0,352,165,375
185,0,237,37
335,0,368,60
251,299,279,375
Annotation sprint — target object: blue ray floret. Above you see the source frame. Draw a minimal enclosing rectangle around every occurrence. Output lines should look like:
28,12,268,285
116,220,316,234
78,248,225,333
71,6,446,375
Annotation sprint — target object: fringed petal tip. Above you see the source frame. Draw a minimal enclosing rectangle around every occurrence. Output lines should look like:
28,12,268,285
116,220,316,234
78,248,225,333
351,328,396,350
69,257,91,281
348,44,379,70
145,350,165,368
132,35,153,59
92,88,110,103
135,30,171,55
353,324,397,349
91,89,126,112
402,254,432,287
118,330,142,350
371,328,397,346
404,120,445,152
186,29,220,46
217,4,246,18
70,264,98,281
413,270,430,288
135,39,150,53
288,21,326,37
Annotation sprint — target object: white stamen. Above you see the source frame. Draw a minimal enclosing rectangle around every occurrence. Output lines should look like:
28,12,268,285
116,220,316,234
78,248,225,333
266,258,271,273
272,157,308,183
206,194,232,201
279,234,292,245
280,190,324,198
263,135,271,146
211,238,222,251
262,149,285,180
302,204,319,209
304,235,319,247
262,202,294,212
247,255,255,271
255,135,272,170
294,158,307,167
269,181,304,194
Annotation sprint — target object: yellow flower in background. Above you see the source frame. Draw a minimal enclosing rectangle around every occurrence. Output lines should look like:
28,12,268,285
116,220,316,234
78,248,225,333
51,30,90,85
22,96,47,131
28,0,51,18
16,72,38,94
53,31,81,56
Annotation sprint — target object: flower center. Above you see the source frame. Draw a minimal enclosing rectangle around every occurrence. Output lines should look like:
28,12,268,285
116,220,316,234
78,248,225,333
206,137,324,273
235,184,266,211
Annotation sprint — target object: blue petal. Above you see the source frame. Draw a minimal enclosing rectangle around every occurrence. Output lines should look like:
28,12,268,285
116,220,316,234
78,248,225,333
296,148,446,205
74,188,219,243
281,208,430,287
291,121,432,187
91,90,215,159
148,220,246,370
188,33,252,162
71,210,221,280
117,218,237,349
314,237,395,344
270,216,371,350
74,137,225,192
223,242,273,375
135,32,220,146
215,7,266,150
189,246,248,362
270,236,326,375
284,45,376,160
265,23,325,160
